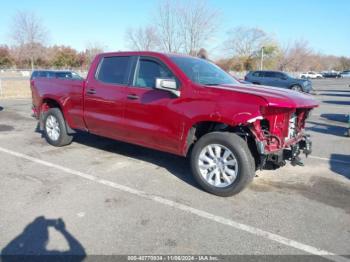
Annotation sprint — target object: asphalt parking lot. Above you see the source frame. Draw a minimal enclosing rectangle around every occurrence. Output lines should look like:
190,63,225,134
0,79,349,261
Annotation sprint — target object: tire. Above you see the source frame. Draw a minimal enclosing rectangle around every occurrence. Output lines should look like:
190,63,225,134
291,85,302,92
190,132,255,197
43,108,73,147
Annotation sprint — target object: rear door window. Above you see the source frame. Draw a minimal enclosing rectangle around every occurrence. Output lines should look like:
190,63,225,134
56,72,72,79
38,71,48,78
47,72,56,78
96,56,131,85
274,72,284,78
264,72,276,78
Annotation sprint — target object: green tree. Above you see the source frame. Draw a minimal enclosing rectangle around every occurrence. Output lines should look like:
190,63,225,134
337,56,350,71
51,46,82,68
0,45,13,68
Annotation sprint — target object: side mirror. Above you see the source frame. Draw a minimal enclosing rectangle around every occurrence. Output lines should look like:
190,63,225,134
281,76,288,80
155,78,180,97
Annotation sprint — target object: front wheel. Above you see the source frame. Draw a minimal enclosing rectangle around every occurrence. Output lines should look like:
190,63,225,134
43,108,73,147
190,132,255,197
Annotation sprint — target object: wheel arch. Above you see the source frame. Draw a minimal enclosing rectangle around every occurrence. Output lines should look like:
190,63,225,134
40,97,75,134
289,83,302,89
182,120,259,168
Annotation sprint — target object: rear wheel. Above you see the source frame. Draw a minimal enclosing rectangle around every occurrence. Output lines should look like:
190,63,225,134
291,85,302,92
43,108,73,147
190,132,255,197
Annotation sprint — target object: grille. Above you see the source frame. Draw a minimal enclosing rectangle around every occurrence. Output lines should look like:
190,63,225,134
287,113,297,139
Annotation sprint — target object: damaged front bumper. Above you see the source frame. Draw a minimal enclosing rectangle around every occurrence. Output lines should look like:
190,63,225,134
256,134,312,169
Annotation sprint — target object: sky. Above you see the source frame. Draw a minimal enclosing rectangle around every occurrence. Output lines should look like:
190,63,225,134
0,0,349,57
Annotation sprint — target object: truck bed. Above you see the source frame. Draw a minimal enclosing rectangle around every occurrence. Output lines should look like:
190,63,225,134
31,77,86,129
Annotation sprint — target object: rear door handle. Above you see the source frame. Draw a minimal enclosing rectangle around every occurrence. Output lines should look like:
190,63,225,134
87,88,96,95
127,94,139,100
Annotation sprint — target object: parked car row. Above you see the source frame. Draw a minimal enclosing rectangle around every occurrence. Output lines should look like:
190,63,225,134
300,72,323,79
299,70,350,79
321,71,340,78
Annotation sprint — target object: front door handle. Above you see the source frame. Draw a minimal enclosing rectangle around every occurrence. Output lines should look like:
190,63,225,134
87,88,96,95
127,94,139,100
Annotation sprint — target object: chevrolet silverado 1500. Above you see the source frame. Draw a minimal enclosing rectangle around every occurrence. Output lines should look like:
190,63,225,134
31,52,318,196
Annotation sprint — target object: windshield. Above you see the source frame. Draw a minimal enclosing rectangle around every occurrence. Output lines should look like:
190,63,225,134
170,56,239,86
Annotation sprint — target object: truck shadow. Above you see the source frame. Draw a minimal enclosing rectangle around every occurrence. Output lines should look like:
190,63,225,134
318,89,350,93
73,132,200,190
319,93,350,97
320,113,348,123
1,216,86,261
330,154,350,179
322,100,350,106
34,126,199,190
307,121,348,137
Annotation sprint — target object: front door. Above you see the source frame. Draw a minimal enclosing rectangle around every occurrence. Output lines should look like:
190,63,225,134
123,56,183,153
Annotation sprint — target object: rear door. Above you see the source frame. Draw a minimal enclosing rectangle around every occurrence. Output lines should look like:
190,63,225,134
273,72,289,88
123,56,183,153
84,55,133,139
262,71,275,86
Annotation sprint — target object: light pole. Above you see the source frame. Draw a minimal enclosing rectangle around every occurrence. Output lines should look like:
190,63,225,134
260,46,264,70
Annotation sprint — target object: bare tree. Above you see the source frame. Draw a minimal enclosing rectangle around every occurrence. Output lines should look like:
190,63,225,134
288,39,313,72
337,56,350,71
275,40,314,71
154,0,182,53
126,0,220,55
125,26,159,51
276,43,294,71
10,11,48,69
84,42,106,66
224,27,272,70
225,27,270,57
178,0,220,55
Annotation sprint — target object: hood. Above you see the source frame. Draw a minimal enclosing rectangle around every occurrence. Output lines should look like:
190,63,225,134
208,84,319,109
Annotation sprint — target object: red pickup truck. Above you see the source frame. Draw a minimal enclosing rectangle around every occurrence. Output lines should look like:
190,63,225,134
31,51,318,196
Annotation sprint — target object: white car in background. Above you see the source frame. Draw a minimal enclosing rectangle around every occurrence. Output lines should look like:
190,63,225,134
340,70,350,78
300,72,323,79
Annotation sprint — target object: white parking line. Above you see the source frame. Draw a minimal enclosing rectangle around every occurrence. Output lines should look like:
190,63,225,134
310,155,350,165
0,146,348,262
